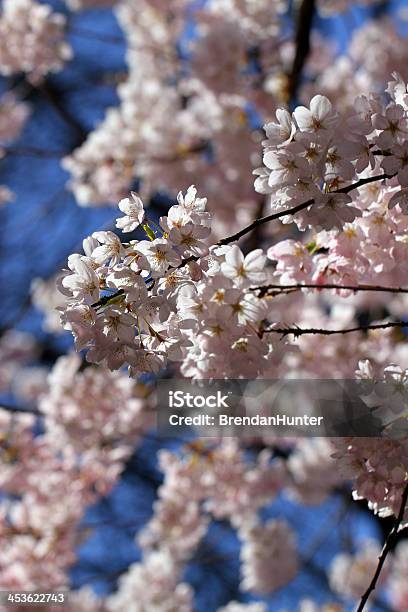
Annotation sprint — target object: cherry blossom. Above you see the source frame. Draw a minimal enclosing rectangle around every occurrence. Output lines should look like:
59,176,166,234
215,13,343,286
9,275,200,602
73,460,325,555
389,541,408,611
293,95,338,139
116,193,145,233
329,540,389,601
106,551,194,612
239,519,298,594
0,0,72,83
4,2,408,609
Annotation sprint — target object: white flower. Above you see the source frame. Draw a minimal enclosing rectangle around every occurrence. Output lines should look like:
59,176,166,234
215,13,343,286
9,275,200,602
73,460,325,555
224,289,264,325
62,255,100,302
128,349,166,375
82,235,99,258
381,143,408,186
373,104,407,149
386,72,408,110
177,185,207,212
91,231,124,266
168,223,210,257
263,108,296,148
293,95,338,139
263,143,310,187
135,239,181,277
106,267,149,303
221,246,266,286
87,340,137,370
325,141,359,181
311,193,361,230
253,166,271,195
160,205,191,232
59,303,98,350
388,188,408,214
102,307,136,343
116,192,145,233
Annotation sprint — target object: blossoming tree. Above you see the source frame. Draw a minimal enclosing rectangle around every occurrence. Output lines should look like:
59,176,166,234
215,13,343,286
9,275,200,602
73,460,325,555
1,0,408,610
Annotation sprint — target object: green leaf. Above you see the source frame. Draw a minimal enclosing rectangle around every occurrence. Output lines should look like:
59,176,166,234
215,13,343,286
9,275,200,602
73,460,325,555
143,223,156,241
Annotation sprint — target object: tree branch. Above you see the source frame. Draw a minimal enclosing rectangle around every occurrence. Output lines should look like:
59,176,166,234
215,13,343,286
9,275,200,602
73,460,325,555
0,402,41,416
357,481,408,612
263,320,408,338
3,146,66,158
287,0,316,103
40,81,87,143
251,283,408,298
90,173,397,308
216,172,395,247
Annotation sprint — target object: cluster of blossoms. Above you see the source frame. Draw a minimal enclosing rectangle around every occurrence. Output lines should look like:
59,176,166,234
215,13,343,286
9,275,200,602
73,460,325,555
323,538,408,610
59,185,275,379
298,17,408,113
329,540,388,600
389,540,408,611
0,330,39,395
329,362,408,522
54,0,289,234
109,440,291,608
59,75,408,528
0,0,72,83
255,73,408,231
0,353,151,593
39,353,149,454
0,408,109,590
106,550,194,611
4,1,408,609
59,0,404,248
239,519,298,594
59,74,408,381
50,67,408,609
31,274,68,334
0,93,29,206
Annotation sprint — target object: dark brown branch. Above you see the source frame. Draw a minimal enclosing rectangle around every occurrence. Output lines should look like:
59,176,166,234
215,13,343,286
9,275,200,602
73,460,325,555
263,320,408,338
216,172,394,247
90,173,397,309
251,283,408,298
0,402,41,416
3,146,66,158
357,482,408,612
40,81,87,142
287,0,316,102
91,290,124,309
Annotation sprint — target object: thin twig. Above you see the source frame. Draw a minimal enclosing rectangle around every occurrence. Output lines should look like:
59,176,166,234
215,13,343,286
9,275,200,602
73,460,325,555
3,146,66,158
251,283,408,298
90,173,397,308
216,172,394,247
263,320,408,338
357,482,408,612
